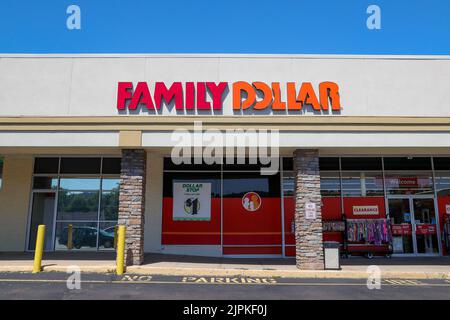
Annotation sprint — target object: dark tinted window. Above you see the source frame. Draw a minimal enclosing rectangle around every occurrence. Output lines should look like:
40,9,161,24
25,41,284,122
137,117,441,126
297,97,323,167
282,157,293,171
341,157,382,171
384,157,431,170
60,158,101,174
102,158,121,174
163,172,221,197
223,172,280,197
33,177,58,189
223,158,277,171
319,157,340,171
433,157,450,170
34,157,59,174
285,157,340,171
163,157,221,171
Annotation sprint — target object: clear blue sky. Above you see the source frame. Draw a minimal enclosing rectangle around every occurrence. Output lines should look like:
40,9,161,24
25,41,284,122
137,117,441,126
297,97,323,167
0,0,449,54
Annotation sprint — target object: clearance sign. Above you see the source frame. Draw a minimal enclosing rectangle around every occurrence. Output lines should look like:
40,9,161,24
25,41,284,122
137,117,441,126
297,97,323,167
116,81,341,112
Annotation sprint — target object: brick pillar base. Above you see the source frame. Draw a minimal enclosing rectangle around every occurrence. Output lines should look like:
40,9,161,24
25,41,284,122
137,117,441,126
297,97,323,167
118,149,146,266
293,149,325,270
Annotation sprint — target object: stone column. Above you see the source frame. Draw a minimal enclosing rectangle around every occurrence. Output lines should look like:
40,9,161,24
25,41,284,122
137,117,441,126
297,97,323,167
293,149,325,270
118,149,146,266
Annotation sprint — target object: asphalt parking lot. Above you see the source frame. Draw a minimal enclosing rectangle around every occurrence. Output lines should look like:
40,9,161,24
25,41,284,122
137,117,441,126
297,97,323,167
0,272,449,300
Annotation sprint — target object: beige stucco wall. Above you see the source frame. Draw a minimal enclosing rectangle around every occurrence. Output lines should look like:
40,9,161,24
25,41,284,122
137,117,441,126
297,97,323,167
0,155,33,251
144,151,164,252
1,55,450,117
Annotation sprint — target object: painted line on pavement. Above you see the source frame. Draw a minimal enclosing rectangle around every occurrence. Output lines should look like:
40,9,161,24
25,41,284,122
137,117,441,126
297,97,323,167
0,278,449,287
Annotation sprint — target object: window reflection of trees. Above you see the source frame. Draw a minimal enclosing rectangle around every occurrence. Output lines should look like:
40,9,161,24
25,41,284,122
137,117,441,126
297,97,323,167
101,187,119,220
57,186,119,221
57,190,99,220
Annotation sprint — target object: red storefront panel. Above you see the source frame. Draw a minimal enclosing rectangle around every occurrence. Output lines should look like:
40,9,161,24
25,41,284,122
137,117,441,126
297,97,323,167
283,197,294,248
223,246,282,255
223,198,282,247
285,246,296,256
161,197,221,245
437,197,450,255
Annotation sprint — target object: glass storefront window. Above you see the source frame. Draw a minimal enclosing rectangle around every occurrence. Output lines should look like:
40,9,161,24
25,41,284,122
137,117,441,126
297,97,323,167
54,222,98,250
320,172,341,197
32,177,58,190
163,157,221,171
223,172,280,197
100,192,118,220
102,178,120,191
341,157,382,171
282,171,294,197
60,157,101,174
59,178,101,191
102,158,121,174
385,174,434,195
29,157,121,251
34,157,59,174
384,157,432,171
319,158,340,171
100,178,120,221
98,222,117,250
57,191,100,221
342,172,384,197
163,172,221,198
434,172,450,196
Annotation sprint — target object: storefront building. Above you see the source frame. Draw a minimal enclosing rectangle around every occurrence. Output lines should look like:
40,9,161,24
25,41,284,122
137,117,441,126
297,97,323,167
1,54,450,270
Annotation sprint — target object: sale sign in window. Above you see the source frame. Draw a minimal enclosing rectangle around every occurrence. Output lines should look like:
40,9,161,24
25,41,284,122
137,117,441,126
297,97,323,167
172,182,212,221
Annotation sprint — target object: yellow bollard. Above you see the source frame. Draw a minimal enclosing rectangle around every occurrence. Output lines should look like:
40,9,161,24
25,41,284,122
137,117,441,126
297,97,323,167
67,224,73,250
32,225,45,273
114,225,118,249
116,225,126,275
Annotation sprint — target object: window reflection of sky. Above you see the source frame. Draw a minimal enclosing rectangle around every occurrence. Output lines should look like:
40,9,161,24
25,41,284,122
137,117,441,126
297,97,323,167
59,178,100,191
102,179,120,191
223,178,269,197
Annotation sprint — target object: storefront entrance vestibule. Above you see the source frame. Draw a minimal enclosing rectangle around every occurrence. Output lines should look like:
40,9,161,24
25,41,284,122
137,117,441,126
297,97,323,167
388,195,439,255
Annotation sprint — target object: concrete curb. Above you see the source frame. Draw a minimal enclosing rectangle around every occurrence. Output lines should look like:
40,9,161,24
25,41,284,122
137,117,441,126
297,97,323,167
125,267,450,280
0,265,449,280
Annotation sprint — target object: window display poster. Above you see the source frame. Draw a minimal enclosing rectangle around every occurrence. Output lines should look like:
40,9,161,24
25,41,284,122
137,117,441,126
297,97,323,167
446,204,450,214
393,236,404,253
403,212,411,222
173,182,211,221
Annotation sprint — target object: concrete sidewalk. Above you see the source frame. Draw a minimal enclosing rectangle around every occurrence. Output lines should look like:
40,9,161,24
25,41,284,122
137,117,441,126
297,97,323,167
0,252,449,279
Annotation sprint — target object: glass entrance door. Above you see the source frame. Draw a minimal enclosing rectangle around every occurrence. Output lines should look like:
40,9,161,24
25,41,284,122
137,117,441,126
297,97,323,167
28,192,56,251
413,198,439,254
388,198,414,254
388,196,439,255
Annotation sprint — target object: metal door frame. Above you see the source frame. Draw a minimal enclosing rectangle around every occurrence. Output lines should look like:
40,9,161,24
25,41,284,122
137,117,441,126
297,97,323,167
387,194,440,256
25,190,58,252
